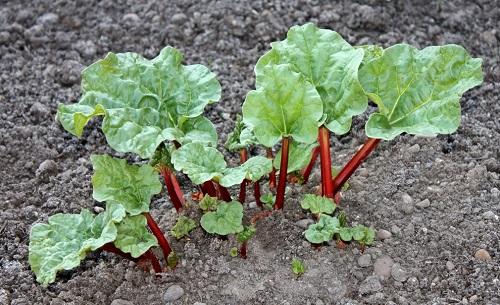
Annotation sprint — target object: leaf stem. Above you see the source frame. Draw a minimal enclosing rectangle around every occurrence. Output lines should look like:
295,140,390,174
101,243,138,262
266,148,277,189
159,167,184,213
144,212,172,264
201,181,217,197
253,181,262,208
332,138,381,194
143,249,162,273
238,148,248,203
301,145,320,183
216,183,232,202
319,126,334,198
274,137,290,210
240,241,248,259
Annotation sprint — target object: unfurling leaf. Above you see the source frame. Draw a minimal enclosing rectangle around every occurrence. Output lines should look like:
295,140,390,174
256,23,367,135
91,154,162,215
114,214,158,258
304,214,340,244
291,258,306,277
225,114,257,152
242,64,323,147
300,194,336,215
171,216,198,239
199,195,220,212
167,251,179,269
359,44,483,140
236,225,257,243
56,46,221,158
356,45,384,67
200,201,244,236
338,227,353,242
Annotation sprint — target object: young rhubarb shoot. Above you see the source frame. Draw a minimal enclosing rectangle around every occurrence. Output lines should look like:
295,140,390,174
300,194,336,215
236,225,256,259
170,216,198,239
199,195,220,212
304,214,340,244
243,64,323,209
200,201,244,236
291,258,306,278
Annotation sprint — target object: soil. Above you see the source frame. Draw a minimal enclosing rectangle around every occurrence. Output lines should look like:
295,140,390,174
1,0,499,304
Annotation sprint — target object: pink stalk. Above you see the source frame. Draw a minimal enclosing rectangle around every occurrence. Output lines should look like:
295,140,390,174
238,148,248,203
318,126,334,199
144,212,172,263
159,167,184,213
274,137,290,210
266,148,277,189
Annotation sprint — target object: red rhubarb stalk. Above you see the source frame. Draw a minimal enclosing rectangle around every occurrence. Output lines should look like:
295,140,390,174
318,126,334,198
332,138,381,194
159,167,184,213
144,212,172,262
143,249,162,273
238,148,248,203
274,137,290,210
216,183,232,202
266,148,277,189
240,241,248,259
201,181,217,197
102,243,138,262
253,181,262,208
301,145,320,183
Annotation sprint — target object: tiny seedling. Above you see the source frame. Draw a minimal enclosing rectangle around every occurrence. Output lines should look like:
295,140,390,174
291,258,306,278
236,225,257,259
171,216,197,239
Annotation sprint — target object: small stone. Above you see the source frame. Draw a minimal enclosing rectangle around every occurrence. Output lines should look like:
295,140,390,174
30,102,50,120
193,303,207,305
36,160,58,180
407,144,420,154
474,249,492,261
446,261,455,271
163,285,184,302
73,40,97,58
315,300,325,305
171,13,187,24
401,193,414,214
296,219,314,229
469,295,478,303
482,211,498,221
406,277,419,290
401,193,413,204
376,229,392,240
123,13,140,27
37,13,59,25
390,225,401,235
359,275,383,295
110,300,133,305
416,199,430,209
391,263,408,282
373,256,394,279
358,254,372,267
94,206,105,213
0,289,10,305
57,60,84,85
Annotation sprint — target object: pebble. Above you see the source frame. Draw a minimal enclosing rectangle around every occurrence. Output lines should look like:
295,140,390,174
248,201,258,209
123,13,140,27
474,249,492,261
193,303,206,305
110,300,134,305
163,285,184,302
469,295,478,303
171,13,187,24
391,263,408,282
482,211,498,221
57,60,83,85
401,193,414,214
36,159,58,179
406,277,419,291
376,229,392,240
416,199,430,209
36,12,59,25
407,144,420,154
373,256,394,279
359,275,383,295
296,218,314,229
358,254,372,267
73,40,97,58
446,261,455,271
390,225,401,236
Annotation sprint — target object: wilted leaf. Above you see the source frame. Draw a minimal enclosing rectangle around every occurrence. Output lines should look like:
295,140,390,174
300,194,336,215
200,201,244,235
170,216,197,239
199,195,220,212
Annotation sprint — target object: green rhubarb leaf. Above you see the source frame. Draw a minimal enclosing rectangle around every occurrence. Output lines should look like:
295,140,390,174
91,154,162,215
359,44,483,140
357,45,384,67
274,142,316,173
199,195,220,212
304,214,340,244
150,143,175,169
170,216,197,239
225,115,257,152
28,202,125,286
236,225,257,243
256,23,367,135
291,258,306,277
300,194,336,215
242,64,323,147
56,46,221,158
339,227,353,242
229,247,238,257
260,194,275,210
221,156,273,186
200,201,244,235
114,214,158,258
351,225,375,245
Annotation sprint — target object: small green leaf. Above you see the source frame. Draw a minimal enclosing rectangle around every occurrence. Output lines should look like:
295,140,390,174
304,214,340,244
225,115,257,151
91,154,162,215
170,216,197,239
242,64,323,147
291,258,306,277
114,214,158,258
351,225,375,246
260,194,275,210
339,227,353,241
274,142,316,173
229,247,238,257
359,44,483,140
200,201,244,236
300,194,336,215
236,225,257,243
199,195,220,212
167,251,179,269
150,143,175,169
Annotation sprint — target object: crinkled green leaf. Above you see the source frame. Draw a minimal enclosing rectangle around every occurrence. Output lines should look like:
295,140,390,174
200,201,244,235
356,45,384,67
199,195,220,212
28,202,126,286
304,214,340,244
359,44,483,140
256,23,367,135
221,156,272,187
260,194,275,210
225,115,257,152
150,143,175,169
351,225,375,245
242,64,323,147
229,247,238,257
91,154,162,215
56,46,221,158
171,142,227,184
170,216,197,239
291,258,306,277
300,194,336,215
274,142,316,173
236,225,256,243
339,227,353,242
167,251,179,269
114,214,158,258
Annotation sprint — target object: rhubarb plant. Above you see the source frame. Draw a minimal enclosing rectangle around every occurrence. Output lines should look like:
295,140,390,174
200,201,244,235
170,216,197,239
236,225,257,259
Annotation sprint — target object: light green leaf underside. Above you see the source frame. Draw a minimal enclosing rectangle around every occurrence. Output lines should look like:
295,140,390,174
220,156,273,186
243,64,323,147
274,142,316,173
114,214,158,258
300,194,336,215
56,46,221,158
170,216,198,239
256,23,367,135
200,201,244,235
359,43,483,140
304,214,340,244
91,154,162,216
28,202,126,286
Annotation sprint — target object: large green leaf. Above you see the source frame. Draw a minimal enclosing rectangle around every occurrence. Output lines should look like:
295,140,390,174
224,115,257,152
359,44,483,140
114,214,158,258
56,46,221,158
256,23,367,135
242,64,323,147
28,202,126,286
220,156,273,186
304,214,340,244
91,154,162,215
274,141,316,173
200,201,244,235
300,194,336,215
